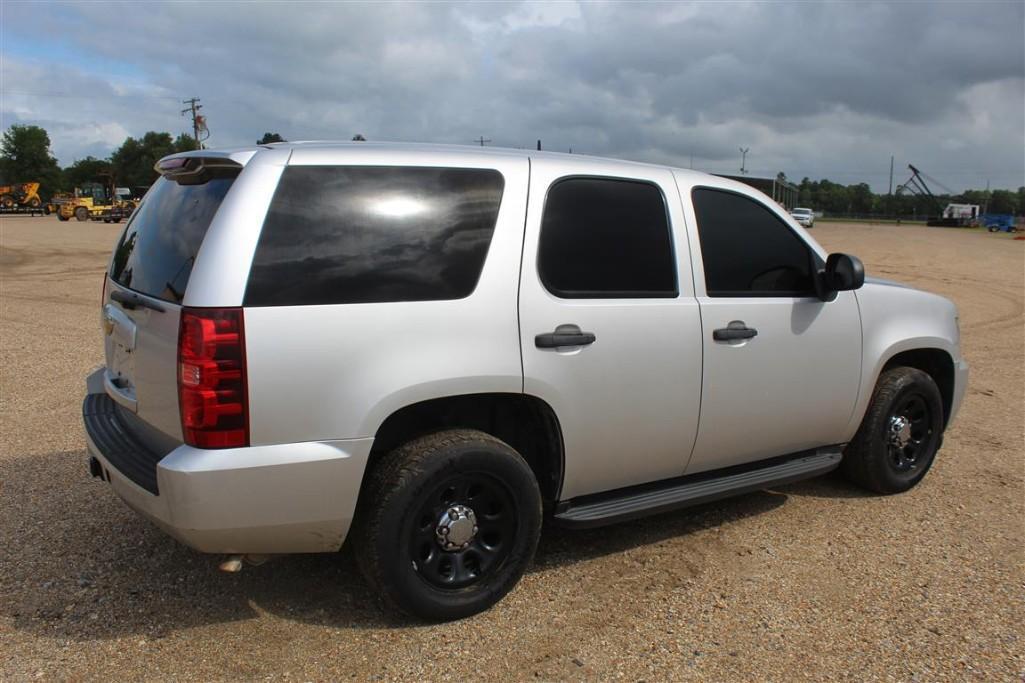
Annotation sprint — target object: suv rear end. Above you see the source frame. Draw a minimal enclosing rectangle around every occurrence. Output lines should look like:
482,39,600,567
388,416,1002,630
84,147,379,554
84,144,523,556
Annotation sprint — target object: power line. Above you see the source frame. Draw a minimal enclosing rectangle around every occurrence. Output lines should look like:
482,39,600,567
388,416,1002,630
181,97,208,147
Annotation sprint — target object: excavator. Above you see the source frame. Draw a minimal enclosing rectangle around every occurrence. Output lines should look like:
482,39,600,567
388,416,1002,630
0,181,43,210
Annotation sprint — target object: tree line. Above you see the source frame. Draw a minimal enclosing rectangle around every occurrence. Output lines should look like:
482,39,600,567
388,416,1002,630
796,177,1025,217
2,123,1021,215
0,125,290,198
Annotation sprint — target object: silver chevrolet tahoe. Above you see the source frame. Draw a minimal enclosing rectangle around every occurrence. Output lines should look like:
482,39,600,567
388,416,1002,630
84,142,968,620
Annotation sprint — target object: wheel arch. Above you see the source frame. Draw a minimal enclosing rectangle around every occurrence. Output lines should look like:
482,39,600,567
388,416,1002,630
880,347,955,428
366,393,566,508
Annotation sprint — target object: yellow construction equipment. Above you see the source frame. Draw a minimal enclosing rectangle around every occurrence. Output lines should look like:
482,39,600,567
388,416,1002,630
57,183,137,223
0,182,42,209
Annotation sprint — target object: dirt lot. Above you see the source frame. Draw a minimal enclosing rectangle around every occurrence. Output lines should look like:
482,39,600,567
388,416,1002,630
1,215,1022,681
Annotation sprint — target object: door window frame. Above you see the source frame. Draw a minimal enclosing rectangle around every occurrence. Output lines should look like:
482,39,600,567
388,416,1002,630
536,174,680,300
688,184,825,299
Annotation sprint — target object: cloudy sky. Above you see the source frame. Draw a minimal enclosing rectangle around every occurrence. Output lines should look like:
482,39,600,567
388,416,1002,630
2,1,1023,191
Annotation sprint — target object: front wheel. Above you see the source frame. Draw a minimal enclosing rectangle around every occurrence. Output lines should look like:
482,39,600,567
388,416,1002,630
353,429,542,621
74,206,89,222
841,367,944,494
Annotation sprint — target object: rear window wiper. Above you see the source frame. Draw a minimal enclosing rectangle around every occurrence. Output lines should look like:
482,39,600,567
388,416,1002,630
110,289,165,313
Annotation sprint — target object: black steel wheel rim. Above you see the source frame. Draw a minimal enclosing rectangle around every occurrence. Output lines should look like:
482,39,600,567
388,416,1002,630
408,472,518,590
887,393,932,472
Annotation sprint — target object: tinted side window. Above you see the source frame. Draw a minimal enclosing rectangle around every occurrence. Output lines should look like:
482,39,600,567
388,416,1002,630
245,166,504,306
110,175,237,303
538,177,676,298
692,188,815,296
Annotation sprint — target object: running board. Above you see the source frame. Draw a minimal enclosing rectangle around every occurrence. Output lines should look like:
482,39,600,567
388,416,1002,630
554,449,843,529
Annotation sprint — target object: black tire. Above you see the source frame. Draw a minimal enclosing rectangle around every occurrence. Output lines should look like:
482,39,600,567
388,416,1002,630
74,206,89,222
988,226,998,233
57,214,69,222
352,429,542,621
841,367,944,494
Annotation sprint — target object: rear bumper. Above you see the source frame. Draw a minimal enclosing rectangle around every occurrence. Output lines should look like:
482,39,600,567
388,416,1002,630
83,375,373,554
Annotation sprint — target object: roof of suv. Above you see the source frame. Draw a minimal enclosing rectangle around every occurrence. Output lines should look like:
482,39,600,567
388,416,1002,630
167,140,714,184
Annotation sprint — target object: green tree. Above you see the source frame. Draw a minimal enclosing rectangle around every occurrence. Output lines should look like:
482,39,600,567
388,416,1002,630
0,124,63,195
988,189,1017,215
257,132,286,144
848,183,873,214
63,156,112,189
173,133,200,153
110,131,178,189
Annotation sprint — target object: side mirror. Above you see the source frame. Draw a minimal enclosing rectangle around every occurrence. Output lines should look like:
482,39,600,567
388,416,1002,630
817,253,865,301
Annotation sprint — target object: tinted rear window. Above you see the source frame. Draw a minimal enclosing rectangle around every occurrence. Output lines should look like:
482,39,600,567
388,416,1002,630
109,175,237,303
244,166,504,307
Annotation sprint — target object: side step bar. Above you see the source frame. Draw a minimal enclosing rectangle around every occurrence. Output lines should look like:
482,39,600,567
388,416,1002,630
554,448,843,529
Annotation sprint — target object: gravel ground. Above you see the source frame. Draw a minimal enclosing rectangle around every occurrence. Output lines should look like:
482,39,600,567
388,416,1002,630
1,215,1022,681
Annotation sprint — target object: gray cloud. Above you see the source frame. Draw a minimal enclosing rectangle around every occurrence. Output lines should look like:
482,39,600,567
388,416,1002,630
2,1,1022,191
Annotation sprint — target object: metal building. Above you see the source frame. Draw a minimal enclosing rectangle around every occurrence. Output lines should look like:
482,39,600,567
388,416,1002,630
713,173,799,209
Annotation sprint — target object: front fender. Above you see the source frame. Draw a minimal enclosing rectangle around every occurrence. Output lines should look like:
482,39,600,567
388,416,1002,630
844,282,961,439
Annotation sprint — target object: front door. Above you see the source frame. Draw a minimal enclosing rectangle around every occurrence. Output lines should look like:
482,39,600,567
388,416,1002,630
679,181,863,474
519,161,703,500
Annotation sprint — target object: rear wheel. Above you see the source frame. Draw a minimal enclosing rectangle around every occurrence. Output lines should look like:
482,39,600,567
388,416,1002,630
353,429,542,621
74,206,89,222
841,367,944,494
28,197,41,208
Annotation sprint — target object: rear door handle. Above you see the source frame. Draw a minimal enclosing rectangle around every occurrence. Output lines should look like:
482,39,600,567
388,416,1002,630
712,321,758,341
535,324,596,348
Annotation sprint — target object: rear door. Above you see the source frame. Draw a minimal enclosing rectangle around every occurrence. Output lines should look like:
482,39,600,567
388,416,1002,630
103,165,241,440
678,180,863,474
519,160,703,500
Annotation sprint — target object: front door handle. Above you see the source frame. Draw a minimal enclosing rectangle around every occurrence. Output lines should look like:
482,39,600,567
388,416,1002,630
535,324,596,348
712,321,758,341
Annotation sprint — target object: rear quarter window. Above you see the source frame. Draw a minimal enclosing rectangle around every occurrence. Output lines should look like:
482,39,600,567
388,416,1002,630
109,174,237,303
244,166,505,306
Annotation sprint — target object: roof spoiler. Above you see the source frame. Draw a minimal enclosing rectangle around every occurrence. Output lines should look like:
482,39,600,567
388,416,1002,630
154,156,243,185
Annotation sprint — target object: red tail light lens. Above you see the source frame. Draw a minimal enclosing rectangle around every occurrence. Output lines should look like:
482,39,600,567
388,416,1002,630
177,307,249,448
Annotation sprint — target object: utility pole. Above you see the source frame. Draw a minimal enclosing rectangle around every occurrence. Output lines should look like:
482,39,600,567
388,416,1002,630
888,155,894,195
739,147,749,175
181,97,203,147
474,136,492,147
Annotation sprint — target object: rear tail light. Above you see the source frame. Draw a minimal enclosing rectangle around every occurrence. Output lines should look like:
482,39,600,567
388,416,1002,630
177,307,249,448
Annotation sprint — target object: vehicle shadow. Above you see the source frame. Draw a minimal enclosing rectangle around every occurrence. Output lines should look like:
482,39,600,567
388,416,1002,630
775,469,877,500
3,449,794,640
533,489,787,573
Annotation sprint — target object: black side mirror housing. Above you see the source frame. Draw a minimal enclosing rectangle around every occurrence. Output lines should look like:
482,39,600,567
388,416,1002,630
816,253,865,301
